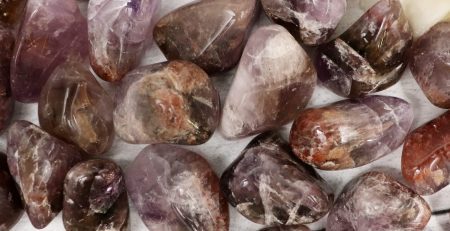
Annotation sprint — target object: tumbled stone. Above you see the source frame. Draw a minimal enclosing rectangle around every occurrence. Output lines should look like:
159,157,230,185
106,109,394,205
0,0,25,25
154,0,259,74
7,120,83,229
0,153,22,230
410,22,450,108
0,24,14,133
290,95,413,170
220,25,317,139
10,0,88,103
327,171,431,231
88,0,160,82
114,60,220,144
261,0,346,45
126,144,229,230
315,0,412,98
221,133,333,225
402,111,450,195
63,159,128,231
38,62,114,155
260,225,310,231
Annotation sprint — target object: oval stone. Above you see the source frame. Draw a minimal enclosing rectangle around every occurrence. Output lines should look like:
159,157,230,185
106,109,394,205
220,25,317,139
154,0,259,74
315,0,412,98
38,62,114,155
0,24,14,132
327,171,431,231
63,159,128,231
114,60,220,145
402,111,450,195
0,153,22,230
126,144,229,230
290,95,413,170
220,132,333,225
261,0,347,45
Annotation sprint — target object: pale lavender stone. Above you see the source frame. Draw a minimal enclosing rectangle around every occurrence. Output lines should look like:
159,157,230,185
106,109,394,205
88,0,160,82
11,0,88,103
220,25,317,139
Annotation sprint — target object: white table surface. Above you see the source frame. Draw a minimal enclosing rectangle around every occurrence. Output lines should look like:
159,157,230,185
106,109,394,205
9,0,450,230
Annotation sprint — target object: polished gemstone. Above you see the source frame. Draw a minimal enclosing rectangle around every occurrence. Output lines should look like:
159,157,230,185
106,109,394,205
126,144,229,230
0,153,22,230
39,62,114,155
220,25,317,139
88,0,160,82
327,171,431,231
315,0,412,98
290,95,413,170
7,120,83,229
402,111,450,195
63,159,128,231
261,0,346,45
0,24,14,132
221,133,333,225
260,225,310,231
114,60,220,144
11,0,88,103
154,0,259,74
0,0,26,25
410,22,450,108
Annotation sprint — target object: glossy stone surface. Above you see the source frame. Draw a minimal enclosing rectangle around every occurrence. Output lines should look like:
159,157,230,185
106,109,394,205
39,62,114,155
220,25,317,139
114,60,220,144
410,22,450,108
315,0,412,98
0,24,14,133
88,0,160,82
126,144,229,230
327,171,431,231
290,95,413,170
221,133,333,225
63,159,128,231
0,0,25,25
261,0,346,45
260,225,310,231
402,111,450,195
11,0,88,103
0,153,22,230
7,121,83,229
154,0,259,74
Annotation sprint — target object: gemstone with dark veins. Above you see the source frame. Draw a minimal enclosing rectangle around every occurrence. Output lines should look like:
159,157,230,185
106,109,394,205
221,133,333,225
88,0,160,82
63,159,128,231
261,0,347,45
38,62,114,155
0,153,22,230
114,60,220,145
7,120,83,229
410,22,450,108
315,0,412,98
260,225,310,231
126,144,229,230
0,0,26,25
154,0,259,74
290,95,413,170
402,111,450,195
327,171,431,231
10,0,88,103
0,24,14,133
220,25,317,139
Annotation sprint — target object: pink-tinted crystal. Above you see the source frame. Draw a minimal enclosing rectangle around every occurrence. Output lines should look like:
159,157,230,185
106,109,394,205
410,22,450,108
315,0,412,98
88,0,160,82
10,0,88,103
0,153,22,230
0,24,14,132
261,0,347,45
290,95,413,170
154,0,259,74
327,172,431,231
126,144,229,230
220,25,316,139
221,133,333,225
7,121,83,228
